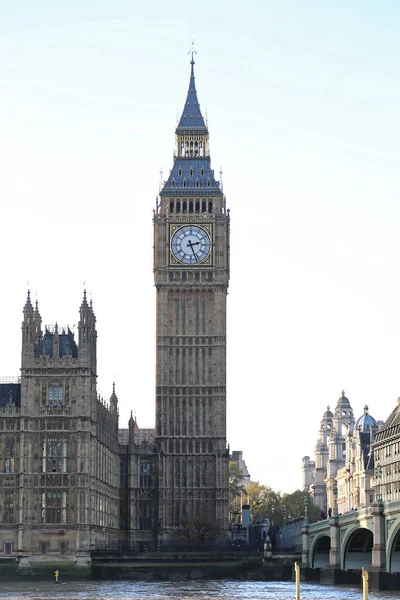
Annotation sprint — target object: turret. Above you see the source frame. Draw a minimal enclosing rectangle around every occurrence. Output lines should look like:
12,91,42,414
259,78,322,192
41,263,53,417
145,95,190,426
109,382,118,415
22,290,42,355
128,411,135,444
78,290,97,373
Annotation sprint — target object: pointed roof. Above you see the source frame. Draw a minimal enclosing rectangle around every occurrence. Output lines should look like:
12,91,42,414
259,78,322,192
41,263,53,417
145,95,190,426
176,57,207,133
23,289,34,315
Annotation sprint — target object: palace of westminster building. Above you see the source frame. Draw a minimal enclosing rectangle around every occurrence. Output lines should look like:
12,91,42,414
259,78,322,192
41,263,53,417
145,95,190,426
0,55,230,564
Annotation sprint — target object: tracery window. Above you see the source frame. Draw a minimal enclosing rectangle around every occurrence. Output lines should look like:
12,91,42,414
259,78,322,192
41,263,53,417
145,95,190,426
5,438,15,473
41,490,67,524
42,438,67,473
140,461,151,488
3,492,14,523
49,383,63,407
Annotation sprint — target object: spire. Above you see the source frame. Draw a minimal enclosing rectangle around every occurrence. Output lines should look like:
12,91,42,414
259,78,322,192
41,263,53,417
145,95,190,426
110,381,118,412
23,289,34,316
176,44,207,133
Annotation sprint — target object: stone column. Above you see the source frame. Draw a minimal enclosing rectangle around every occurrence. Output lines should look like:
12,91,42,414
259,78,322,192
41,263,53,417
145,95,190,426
302,524,310,566
329,483,340,567
329,515,340,567
302,496,310,566
371,502,386,570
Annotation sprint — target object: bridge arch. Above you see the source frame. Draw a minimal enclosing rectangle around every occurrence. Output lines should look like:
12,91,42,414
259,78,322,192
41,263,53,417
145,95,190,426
342,527,373,570
311,534,331,567
387,520,400,573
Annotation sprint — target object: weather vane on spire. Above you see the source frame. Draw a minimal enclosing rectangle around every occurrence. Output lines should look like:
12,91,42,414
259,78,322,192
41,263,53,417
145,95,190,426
189,39,197,64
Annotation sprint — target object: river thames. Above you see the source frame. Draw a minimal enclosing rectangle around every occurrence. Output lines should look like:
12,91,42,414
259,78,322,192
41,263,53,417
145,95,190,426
0,580,399,600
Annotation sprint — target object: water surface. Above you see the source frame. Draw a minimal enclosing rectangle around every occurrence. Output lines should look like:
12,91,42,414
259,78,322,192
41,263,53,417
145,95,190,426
0,580,398,600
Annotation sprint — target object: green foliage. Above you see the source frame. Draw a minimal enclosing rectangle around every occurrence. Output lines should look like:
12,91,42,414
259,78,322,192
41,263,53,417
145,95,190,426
229,461,245,525
229,461,245,500
281,489,321,523
246,481,283,524
245,483,321,525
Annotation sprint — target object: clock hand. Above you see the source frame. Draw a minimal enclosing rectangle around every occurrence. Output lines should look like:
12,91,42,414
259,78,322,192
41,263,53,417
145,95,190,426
187,239,199,262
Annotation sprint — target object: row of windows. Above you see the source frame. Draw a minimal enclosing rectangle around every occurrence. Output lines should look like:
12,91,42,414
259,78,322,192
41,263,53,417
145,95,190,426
171,179,213,189
375,444,400,462
179,141,204,158
168,272,213,282
3,490,68,524
169,200,213,213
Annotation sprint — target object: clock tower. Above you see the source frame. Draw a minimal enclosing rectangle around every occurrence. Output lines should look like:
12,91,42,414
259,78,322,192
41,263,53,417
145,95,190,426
154,53,230,537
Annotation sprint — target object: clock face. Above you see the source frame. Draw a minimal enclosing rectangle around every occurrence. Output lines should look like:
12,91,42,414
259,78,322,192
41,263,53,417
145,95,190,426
171,225,211,264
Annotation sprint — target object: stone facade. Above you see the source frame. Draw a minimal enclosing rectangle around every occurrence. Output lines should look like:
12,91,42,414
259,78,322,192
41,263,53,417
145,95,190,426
153,55,230,537
372,397,400,504
0,56,229,564
302,392,382,516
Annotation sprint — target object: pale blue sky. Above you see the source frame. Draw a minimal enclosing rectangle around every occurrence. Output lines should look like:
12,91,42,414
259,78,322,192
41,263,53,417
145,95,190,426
1,1,400,492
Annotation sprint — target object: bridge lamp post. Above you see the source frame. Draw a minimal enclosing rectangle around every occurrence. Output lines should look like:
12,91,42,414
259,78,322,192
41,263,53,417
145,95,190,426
303,496,308,527
374,462,382,504
333,482,338,517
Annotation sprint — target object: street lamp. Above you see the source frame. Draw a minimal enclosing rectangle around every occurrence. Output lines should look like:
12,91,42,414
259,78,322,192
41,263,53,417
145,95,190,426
374,461,382,504
333,482,338,517
303,496,309,527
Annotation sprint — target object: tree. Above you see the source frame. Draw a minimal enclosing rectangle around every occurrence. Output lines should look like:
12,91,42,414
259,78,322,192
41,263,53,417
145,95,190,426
174,512,221,542
281,490,321,524
229,461,245,525
246,481,282,525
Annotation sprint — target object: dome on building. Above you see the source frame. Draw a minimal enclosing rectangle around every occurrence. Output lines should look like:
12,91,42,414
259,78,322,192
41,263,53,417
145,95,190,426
323,405,333,419
337,390,351,406
354,405,377,433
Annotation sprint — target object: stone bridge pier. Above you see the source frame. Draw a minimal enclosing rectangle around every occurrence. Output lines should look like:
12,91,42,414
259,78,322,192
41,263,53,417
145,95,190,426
302,501,400,588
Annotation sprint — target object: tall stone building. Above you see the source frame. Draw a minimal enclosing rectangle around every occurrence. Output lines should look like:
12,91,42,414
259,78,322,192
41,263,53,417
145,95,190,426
153,51,230,536
302,392,382,516
0,55,229,564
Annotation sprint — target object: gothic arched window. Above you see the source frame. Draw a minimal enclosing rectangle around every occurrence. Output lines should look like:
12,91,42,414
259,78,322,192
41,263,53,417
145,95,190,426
208,201,213,213
189,201,193,213
5,438,15,473
49,383,63,408
42,437,68,473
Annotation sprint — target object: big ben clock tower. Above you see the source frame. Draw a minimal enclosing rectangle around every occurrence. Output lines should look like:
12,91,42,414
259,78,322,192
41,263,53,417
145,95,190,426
154,52,230,537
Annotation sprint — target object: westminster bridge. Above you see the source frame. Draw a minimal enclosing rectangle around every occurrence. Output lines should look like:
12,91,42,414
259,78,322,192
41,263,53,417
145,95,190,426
303,500,400,573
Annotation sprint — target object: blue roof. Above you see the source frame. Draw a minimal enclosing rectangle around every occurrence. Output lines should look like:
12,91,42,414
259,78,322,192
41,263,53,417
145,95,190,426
0,383,20,408
36,329,78,358
161,158,222,197
355,405,377,433
176,60,207,133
